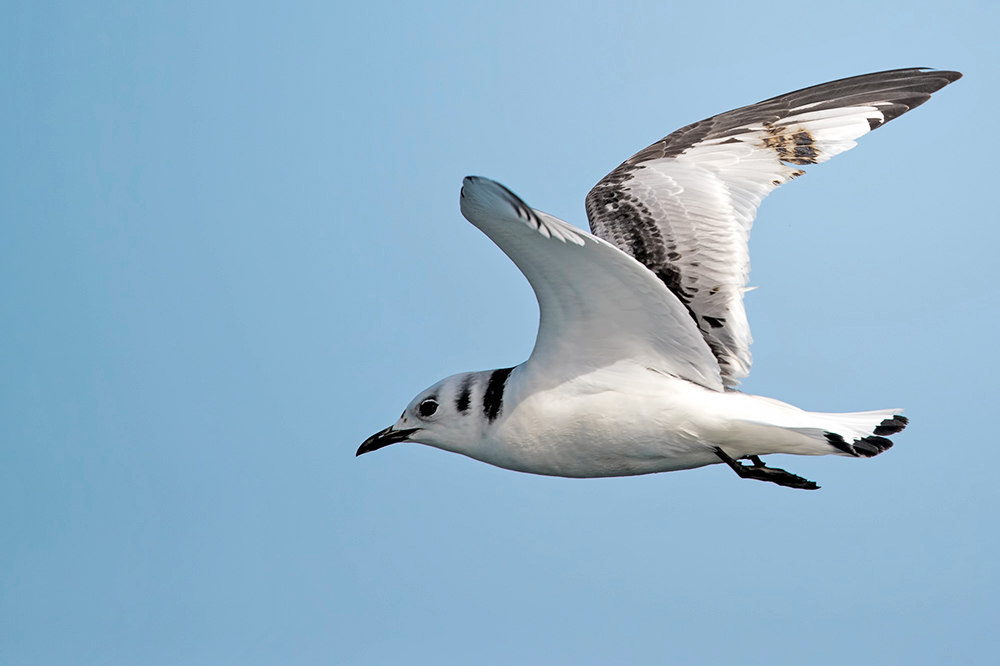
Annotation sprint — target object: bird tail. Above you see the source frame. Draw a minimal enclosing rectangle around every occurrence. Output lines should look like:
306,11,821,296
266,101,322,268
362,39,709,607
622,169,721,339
773,409,908,457
726,393,909,458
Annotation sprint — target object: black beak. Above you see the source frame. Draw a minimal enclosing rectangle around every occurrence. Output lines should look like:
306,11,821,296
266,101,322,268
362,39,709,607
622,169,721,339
356,426,420,456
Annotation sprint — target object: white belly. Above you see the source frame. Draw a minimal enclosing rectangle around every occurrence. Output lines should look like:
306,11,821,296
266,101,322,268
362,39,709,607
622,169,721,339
475,366,734,478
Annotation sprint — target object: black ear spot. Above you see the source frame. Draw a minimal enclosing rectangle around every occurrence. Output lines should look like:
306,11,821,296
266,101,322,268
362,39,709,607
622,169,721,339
418,399,439,418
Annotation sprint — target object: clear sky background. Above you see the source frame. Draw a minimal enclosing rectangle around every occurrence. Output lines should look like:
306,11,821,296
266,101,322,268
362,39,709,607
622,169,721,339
2,1,997,664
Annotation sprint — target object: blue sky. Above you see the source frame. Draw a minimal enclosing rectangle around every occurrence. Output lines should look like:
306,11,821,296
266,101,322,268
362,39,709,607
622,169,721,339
2,1,997,664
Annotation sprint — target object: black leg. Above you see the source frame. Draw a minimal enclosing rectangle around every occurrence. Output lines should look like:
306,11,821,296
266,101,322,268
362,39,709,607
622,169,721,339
715,448,820,490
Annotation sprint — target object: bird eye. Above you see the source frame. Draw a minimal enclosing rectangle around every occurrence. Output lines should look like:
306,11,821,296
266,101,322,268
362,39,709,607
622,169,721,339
418,399,438,418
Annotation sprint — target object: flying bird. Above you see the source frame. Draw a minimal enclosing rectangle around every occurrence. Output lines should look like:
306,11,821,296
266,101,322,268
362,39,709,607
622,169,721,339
358,68,961,490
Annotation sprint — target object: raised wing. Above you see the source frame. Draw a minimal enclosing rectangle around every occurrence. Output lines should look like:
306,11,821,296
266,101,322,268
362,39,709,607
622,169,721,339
460,175,725,392
586,68,961,388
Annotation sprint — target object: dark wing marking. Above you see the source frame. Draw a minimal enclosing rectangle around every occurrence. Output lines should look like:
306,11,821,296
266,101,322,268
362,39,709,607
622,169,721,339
586,68,961,388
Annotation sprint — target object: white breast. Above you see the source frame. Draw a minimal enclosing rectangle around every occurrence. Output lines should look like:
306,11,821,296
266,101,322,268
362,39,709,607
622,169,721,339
475,363,726,477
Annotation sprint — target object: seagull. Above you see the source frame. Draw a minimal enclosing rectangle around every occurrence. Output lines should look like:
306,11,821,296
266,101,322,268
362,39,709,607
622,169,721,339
358,68,961,490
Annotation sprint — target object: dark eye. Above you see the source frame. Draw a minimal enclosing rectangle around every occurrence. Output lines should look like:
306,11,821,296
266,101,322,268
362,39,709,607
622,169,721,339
418,399,438,418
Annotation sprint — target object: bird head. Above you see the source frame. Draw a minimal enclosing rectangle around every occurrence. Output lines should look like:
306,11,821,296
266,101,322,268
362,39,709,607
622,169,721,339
357,373,485,459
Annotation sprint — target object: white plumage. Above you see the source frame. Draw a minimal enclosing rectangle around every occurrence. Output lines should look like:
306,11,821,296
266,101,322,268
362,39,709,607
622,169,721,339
358,68,960,489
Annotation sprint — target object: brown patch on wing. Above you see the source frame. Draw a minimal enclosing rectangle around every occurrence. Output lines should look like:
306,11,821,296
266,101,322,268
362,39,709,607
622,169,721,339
761,126,820,165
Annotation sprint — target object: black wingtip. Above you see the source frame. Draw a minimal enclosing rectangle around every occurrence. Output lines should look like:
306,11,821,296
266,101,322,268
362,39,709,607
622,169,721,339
923,68,963,83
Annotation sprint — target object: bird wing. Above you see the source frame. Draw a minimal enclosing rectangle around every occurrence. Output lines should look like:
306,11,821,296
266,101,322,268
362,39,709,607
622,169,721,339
460,176,725,392
585,68,961,387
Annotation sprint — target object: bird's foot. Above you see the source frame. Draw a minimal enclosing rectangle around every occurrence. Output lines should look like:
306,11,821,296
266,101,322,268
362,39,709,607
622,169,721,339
714,448,820,490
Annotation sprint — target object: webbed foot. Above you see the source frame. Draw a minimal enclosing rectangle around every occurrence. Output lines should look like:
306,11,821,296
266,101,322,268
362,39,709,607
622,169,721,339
714,448,820,490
